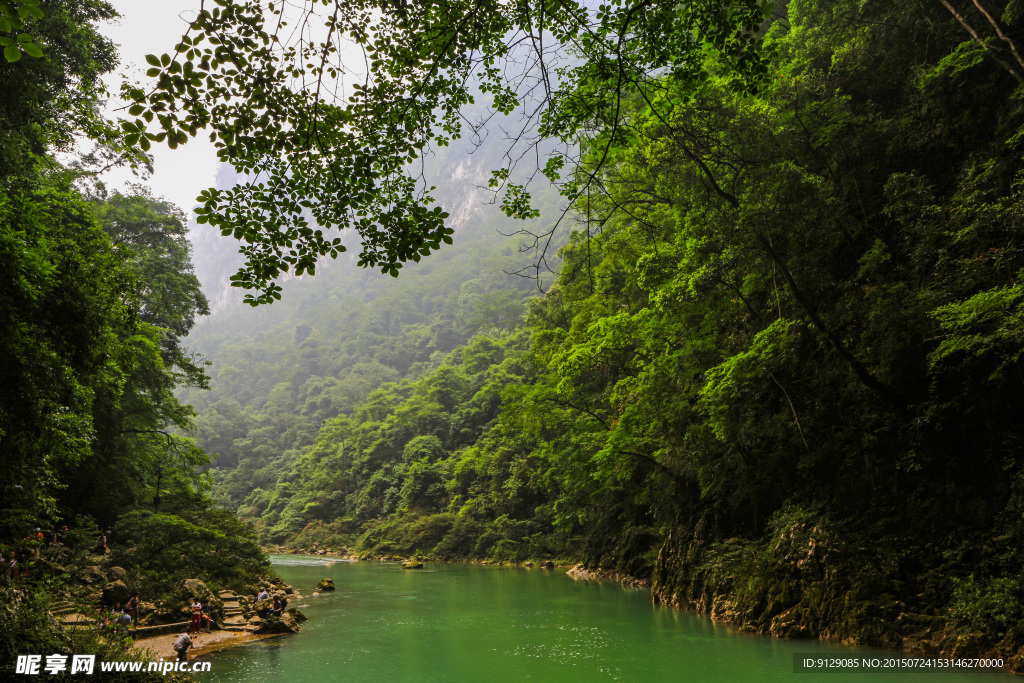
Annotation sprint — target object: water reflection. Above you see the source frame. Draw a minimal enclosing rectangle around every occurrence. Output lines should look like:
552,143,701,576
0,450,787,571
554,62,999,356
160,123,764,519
200,557,1018,683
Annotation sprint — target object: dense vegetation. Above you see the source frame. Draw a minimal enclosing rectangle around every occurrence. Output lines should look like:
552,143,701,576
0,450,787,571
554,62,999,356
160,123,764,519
5,0,1024,674
187,0,1024,666
0,1,266,678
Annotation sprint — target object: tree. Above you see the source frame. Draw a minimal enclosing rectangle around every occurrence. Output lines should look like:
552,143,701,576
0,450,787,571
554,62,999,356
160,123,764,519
124,0,775,304
0,0,144,181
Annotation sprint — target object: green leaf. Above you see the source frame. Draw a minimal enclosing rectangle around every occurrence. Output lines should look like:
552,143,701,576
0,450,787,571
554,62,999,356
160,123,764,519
4,44,20,62
145,53,160,66
21,41,40,58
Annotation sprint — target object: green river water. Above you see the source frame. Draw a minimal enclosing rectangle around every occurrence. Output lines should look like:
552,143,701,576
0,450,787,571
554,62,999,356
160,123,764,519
201,555,1017,682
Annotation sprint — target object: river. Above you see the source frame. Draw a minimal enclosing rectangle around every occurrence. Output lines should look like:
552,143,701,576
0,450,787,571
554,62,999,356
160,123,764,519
202,555,1016,682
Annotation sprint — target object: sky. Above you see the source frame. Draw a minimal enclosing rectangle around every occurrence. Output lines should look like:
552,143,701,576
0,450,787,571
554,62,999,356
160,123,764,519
101,0,220,213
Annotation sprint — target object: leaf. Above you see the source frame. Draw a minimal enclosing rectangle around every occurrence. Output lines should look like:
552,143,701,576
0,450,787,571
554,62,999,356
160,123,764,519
145,53,160,66
4,44,20,62
21,41,40,58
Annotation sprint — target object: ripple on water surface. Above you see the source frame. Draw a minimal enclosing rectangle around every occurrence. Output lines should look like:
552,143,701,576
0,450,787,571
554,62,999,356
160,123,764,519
199,557,1018,682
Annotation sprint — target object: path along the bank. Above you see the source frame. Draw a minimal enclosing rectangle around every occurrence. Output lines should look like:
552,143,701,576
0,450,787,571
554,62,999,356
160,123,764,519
57,590,288,661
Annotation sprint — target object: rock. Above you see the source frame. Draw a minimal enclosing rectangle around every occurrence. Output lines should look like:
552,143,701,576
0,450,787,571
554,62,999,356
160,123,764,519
254,611,302,634
401,560,424,569
316,578,335,591
107,566,127,581
523,561,534,568
311,592,320,597
247,616,263,626
183,579,215,603
286,607,307,624
540,560,554,569
146,606,178,625
101,580,131,606
81,566,105,585
254,598,274,616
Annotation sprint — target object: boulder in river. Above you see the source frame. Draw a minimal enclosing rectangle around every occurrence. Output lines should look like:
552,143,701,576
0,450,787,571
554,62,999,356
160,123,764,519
254,610,303,634
401,560,423,569
101,580,131,606
316,578,335,591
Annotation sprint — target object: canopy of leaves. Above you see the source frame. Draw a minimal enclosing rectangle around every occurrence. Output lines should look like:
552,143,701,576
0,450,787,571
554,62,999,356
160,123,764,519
126,0,775,303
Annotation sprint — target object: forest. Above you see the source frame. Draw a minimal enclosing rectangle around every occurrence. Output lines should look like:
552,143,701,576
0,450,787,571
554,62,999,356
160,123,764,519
4,0,1024,675
0,1,267,676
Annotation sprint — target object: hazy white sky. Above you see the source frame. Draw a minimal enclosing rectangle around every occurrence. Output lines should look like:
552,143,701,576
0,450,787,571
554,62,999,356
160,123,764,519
101,0,219,212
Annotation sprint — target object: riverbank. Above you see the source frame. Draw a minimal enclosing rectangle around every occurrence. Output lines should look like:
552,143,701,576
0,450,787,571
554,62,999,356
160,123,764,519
132,629,285,660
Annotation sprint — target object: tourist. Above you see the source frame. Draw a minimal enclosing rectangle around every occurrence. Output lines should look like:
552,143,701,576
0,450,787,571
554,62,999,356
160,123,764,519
96,532,107,555
269,596,283,618
190,597,203,634
112,607,131,631
172,631,193,662
200,599,213,633
256,587,270,601
127,592,140,630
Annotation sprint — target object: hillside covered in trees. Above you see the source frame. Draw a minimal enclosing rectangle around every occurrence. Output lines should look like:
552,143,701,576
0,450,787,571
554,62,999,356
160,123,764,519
181,0,1024,665
5,0,1024,674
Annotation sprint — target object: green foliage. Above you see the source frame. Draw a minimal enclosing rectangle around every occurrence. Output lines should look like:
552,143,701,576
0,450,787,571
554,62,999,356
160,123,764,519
120,0,773,303
0,588,170,681
181,0,1024,655
110,509,268,595
950,575,1024,637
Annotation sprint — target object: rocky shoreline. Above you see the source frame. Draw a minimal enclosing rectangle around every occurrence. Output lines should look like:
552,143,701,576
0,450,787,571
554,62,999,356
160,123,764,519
565,564,651,589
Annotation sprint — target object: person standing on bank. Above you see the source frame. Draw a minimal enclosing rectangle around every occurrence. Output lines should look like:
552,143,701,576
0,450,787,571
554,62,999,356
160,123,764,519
128,592,140,630
190,597,203,635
